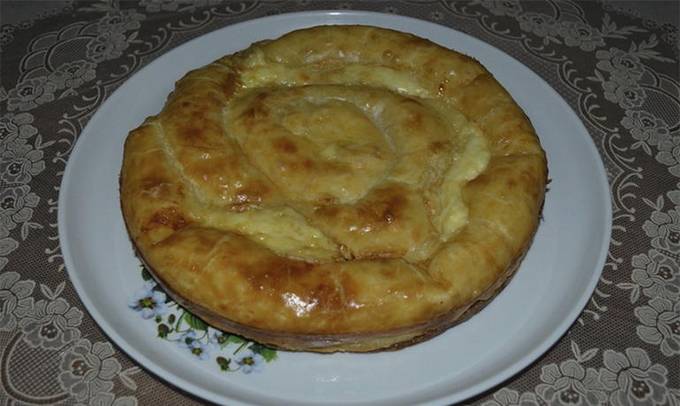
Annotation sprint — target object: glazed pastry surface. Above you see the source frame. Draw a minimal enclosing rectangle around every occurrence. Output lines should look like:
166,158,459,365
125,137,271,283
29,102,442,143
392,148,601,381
120,25,548,352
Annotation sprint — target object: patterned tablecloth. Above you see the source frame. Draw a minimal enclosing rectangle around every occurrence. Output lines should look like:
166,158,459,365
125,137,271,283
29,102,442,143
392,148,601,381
1,1,678,405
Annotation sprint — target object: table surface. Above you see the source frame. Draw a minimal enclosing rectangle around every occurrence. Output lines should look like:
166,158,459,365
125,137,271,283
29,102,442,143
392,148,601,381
1,1,678,405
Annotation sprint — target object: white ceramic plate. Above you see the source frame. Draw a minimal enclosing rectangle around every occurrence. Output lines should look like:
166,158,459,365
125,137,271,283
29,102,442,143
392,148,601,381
59,11,612,406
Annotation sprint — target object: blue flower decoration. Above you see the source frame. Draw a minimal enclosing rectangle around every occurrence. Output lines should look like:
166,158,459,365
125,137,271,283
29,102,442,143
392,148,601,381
209,330,229,347
128,281,168,319
234,350,265,374
178,330,197,348
178,331,210,360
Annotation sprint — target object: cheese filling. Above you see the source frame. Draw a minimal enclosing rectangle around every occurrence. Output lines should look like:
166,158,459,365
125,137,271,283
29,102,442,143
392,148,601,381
180,62,491,262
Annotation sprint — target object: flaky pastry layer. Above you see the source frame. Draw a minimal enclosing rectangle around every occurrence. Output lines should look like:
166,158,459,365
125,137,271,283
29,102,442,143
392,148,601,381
120,25,548,352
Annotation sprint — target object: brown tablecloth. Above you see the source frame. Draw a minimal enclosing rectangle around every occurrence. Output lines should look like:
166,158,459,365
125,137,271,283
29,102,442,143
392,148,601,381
1,1,678,405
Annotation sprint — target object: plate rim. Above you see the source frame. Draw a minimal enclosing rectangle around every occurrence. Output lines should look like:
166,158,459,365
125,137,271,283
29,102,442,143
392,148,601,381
58,9,613,406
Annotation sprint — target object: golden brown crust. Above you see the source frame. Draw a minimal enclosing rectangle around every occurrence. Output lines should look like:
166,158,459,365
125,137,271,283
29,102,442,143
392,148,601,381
120,25,548,352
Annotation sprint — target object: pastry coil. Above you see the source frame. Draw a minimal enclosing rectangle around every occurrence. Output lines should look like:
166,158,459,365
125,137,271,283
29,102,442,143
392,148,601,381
120,25,548,352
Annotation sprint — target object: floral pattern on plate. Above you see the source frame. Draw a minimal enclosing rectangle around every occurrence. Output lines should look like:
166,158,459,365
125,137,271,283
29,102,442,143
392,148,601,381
128,267,278,374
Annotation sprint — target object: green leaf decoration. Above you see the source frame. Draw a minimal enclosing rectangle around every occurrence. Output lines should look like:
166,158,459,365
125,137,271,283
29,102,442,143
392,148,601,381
249,343,278,362
141,267,152,281
182,312,208,331
226,335,246,345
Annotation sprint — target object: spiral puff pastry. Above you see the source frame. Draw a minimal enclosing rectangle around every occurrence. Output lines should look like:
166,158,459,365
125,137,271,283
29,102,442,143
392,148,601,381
120,25,548,352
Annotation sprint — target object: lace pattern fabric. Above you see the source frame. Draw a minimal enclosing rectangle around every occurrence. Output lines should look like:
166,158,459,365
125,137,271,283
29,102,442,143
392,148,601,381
0,1,678,404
